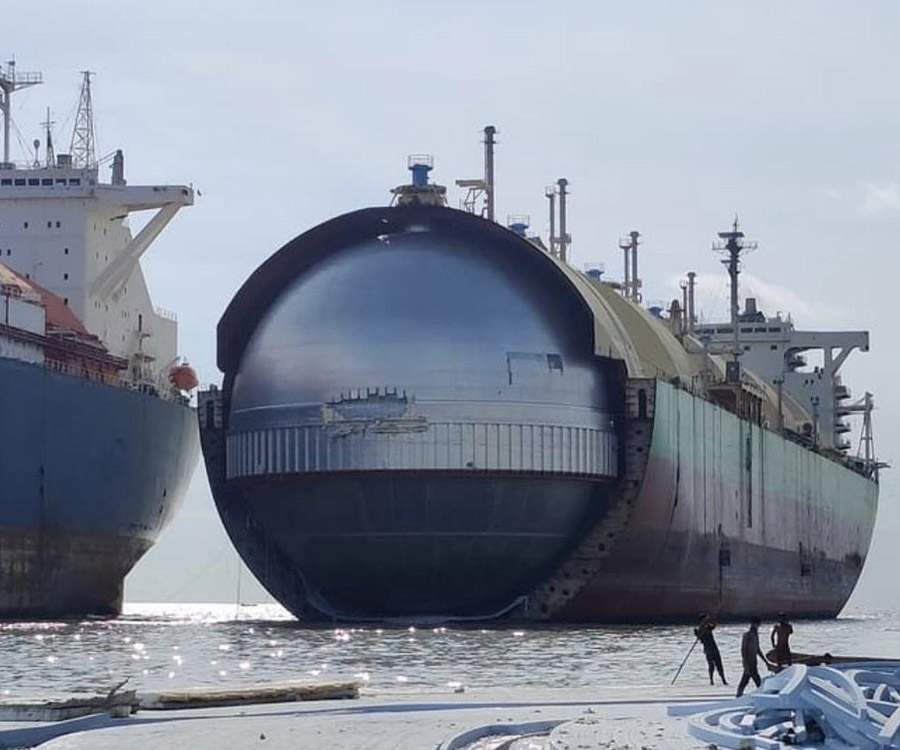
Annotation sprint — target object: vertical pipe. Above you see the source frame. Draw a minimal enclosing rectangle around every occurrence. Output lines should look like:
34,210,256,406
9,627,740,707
776,376,784,434
727,247,740,355
1,62,11,165
484,125,496,222
557,178,568,263
630,231,640,301
682,283,688,325
622,244,630,297
1,90,9,165
546,187,557,257
687,271,697,332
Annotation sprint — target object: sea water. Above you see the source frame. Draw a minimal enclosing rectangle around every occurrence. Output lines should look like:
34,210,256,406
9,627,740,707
1,604,898,700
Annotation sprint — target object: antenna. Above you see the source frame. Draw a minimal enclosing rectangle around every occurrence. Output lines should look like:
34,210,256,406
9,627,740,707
712,215,758,373
0,60,43,165
70,70,97,168
41,107,55,168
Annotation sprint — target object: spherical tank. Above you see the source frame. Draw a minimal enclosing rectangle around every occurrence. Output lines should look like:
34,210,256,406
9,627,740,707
222,206,620,621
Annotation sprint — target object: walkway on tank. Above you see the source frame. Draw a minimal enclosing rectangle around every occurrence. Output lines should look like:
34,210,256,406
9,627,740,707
1,684,720,749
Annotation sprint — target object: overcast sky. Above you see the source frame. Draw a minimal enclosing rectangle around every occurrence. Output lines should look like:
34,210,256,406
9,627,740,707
5,0,899,610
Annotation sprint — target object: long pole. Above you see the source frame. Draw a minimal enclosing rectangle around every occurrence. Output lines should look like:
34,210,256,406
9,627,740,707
557,178,568,263
671,636,700,685
484,125,496,222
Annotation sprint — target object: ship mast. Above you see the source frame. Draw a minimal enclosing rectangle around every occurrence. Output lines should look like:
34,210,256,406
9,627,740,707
69,70,97,168
0,60,43,166
41,107,55,168
712,217,757,381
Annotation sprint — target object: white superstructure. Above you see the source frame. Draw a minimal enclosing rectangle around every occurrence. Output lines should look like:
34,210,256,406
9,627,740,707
695,298,869,453
0,63,192,388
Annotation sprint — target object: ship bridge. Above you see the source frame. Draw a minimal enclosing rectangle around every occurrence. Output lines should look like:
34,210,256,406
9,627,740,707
695,300,870,452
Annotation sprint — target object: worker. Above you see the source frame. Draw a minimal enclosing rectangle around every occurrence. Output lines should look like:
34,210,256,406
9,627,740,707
771,612,793,669
736,617,772,697
695,613,727,685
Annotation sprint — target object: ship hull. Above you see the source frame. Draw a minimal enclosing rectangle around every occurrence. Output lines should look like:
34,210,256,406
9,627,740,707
202,379,877,624
199,205,879,624
0,357,199,619
543,380,879,622
220,473,612,620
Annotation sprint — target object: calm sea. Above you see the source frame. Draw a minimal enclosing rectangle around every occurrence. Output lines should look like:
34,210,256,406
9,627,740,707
1,604,898,700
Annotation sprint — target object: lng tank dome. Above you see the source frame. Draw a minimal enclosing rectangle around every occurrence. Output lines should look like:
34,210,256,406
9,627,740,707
225,208,620,619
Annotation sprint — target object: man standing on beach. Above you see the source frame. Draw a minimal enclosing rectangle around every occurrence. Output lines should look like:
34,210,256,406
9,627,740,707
736,617,771,697
695,614,727,685
771,612,793,669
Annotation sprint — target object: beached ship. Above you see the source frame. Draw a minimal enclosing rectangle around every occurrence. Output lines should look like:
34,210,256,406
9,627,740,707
0,63,198,618
199,131,880,623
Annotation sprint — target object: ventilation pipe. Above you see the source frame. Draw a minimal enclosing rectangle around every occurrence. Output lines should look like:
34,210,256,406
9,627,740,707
484,125,496,222
545,185,557,257
557,178,569,263
619,237,631,298
687,271,697,332
630,231,640,301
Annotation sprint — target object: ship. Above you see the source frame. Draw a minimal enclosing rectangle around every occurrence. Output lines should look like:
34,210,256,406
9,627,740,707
198,131,881,624
0,62,199,618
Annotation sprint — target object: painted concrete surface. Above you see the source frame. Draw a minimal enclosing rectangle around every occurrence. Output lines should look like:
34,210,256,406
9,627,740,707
3,684,727,749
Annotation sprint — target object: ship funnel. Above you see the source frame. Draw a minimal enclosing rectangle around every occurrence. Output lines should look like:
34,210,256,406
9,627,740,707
391,154,447,207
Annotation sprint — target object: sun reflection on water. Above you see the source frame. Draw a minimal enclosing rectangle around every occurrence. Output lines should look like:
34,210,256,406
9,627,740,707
0,603,897,701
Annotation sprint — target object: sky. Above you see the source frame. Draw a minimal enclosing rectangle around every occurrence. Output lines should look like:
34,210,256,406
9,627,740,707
4,0,899,610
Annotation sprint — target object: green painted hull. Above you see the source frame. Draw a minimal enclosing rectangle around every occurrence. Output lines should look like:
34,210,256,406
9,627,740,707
551,379,878,621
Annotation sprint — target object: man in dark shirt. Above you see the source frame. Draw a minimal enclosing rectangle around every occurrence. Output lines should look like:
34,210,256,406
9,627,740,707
771,612,794,669
736,616,771,697
694,613,727,685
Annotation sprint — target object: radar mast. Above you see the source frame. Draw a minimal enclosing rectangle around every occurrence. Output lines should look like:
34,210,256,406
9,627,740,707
69,70,97,168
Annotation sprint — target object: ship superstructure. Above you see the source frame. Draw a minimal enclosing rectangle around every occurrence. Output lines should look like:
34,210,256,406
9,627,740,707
1,66,193,388
198,127,880,624
695,308,870,456
0,61,198,618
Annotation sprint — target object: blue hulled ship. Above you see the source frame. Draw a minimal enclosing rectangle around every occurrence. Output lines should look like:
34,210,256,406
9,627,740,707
0,63,198,618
